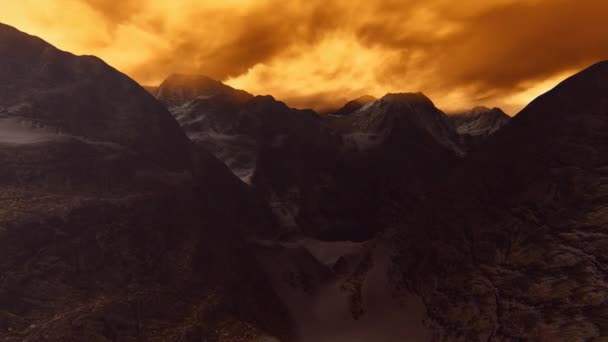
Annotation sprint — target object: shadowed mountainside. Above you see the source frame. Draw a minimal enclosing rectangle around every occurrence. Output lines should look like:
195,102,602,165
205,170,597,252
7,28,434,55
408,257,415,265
0,23,191,171
0,23,291,341
392,60,608,340
154,79,465,240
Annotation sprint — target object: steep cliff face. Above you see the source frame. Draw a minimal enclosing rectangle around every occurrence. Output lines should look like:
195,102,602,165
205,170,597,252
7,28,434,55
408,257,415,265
392,61,608,340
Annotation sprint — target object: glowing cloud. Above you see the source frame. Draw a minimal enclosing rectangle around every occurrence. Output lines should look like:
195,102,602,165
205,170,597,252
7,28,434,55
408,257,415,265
2,0,608,113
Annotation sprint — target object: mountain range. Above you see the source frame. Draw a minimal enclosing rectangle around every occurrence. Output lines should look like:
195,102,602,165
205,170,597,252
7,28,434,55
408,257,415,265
1,21,606,341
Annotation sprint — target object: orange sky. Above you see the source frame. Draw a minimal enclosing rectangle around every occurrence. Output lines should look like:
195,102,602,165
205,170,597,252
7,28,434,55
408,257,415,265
2,0,608,113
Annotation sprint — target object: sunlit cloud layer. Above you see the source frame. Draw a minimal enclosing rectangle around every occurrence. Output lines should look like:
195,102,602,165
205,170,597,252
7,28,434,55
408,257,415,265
2,0,608,113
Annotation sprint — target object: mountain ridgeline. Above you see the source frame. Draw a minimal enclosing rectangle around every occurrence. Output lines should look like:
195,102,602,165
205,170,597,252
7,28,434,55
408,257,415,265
152,77,485,240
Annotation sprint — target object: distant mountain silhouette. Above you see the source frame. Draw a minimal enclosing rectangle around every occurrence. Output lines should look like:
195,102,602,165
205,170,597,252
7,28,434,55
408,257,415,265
156,73,253,106
332,95,377,115
448,106,511,151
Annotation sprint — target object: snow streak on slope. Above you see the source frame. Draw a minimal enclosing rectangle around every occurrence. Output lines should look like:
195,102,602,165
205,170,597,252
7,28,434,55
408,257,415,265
0,117,60,145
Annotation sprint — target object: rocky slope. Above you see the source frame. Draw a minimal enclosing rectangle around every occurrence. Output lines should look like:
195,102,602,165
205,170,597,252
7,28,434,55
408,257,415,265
314,93,463,239
0,23,191,171
0,23,290,341
326,93,464,155
448,106,511,151
153,74,261,183
155,79,464,240
391,61,608,340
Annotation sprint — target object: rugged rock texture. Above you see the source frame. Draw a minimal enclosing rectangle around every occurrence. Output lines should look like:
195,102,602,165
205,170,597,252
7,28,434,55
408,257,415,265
0,23,290,341
0,187,290,341
449,106,510,136
392,61,608,340
153,75,261,183
328,93,464,155
448,106,511,151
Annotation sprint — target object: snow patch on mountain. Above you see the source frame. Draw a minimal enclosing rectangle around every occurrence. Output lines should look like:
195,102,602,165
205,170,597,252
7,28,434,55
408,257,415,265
358,101,376,112
449,106,510,137
0,117,62,145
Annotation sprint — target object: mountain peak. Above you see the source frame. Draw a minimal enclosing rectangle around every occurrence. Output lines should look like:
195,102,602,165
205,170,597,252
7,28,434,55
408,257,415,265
448,106,511,144
380,92,433,105
161,73,222,87
346,91,464,156
156,73,253,106
466,106,509,117
0,22,191,170
353,95,377,103
333,95,378,115
247,95,291,112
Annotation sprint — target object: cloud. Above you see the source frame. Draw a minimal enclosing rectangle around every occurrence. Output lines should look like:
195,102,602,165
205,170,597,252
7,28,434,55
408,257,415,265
1,0,608,113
